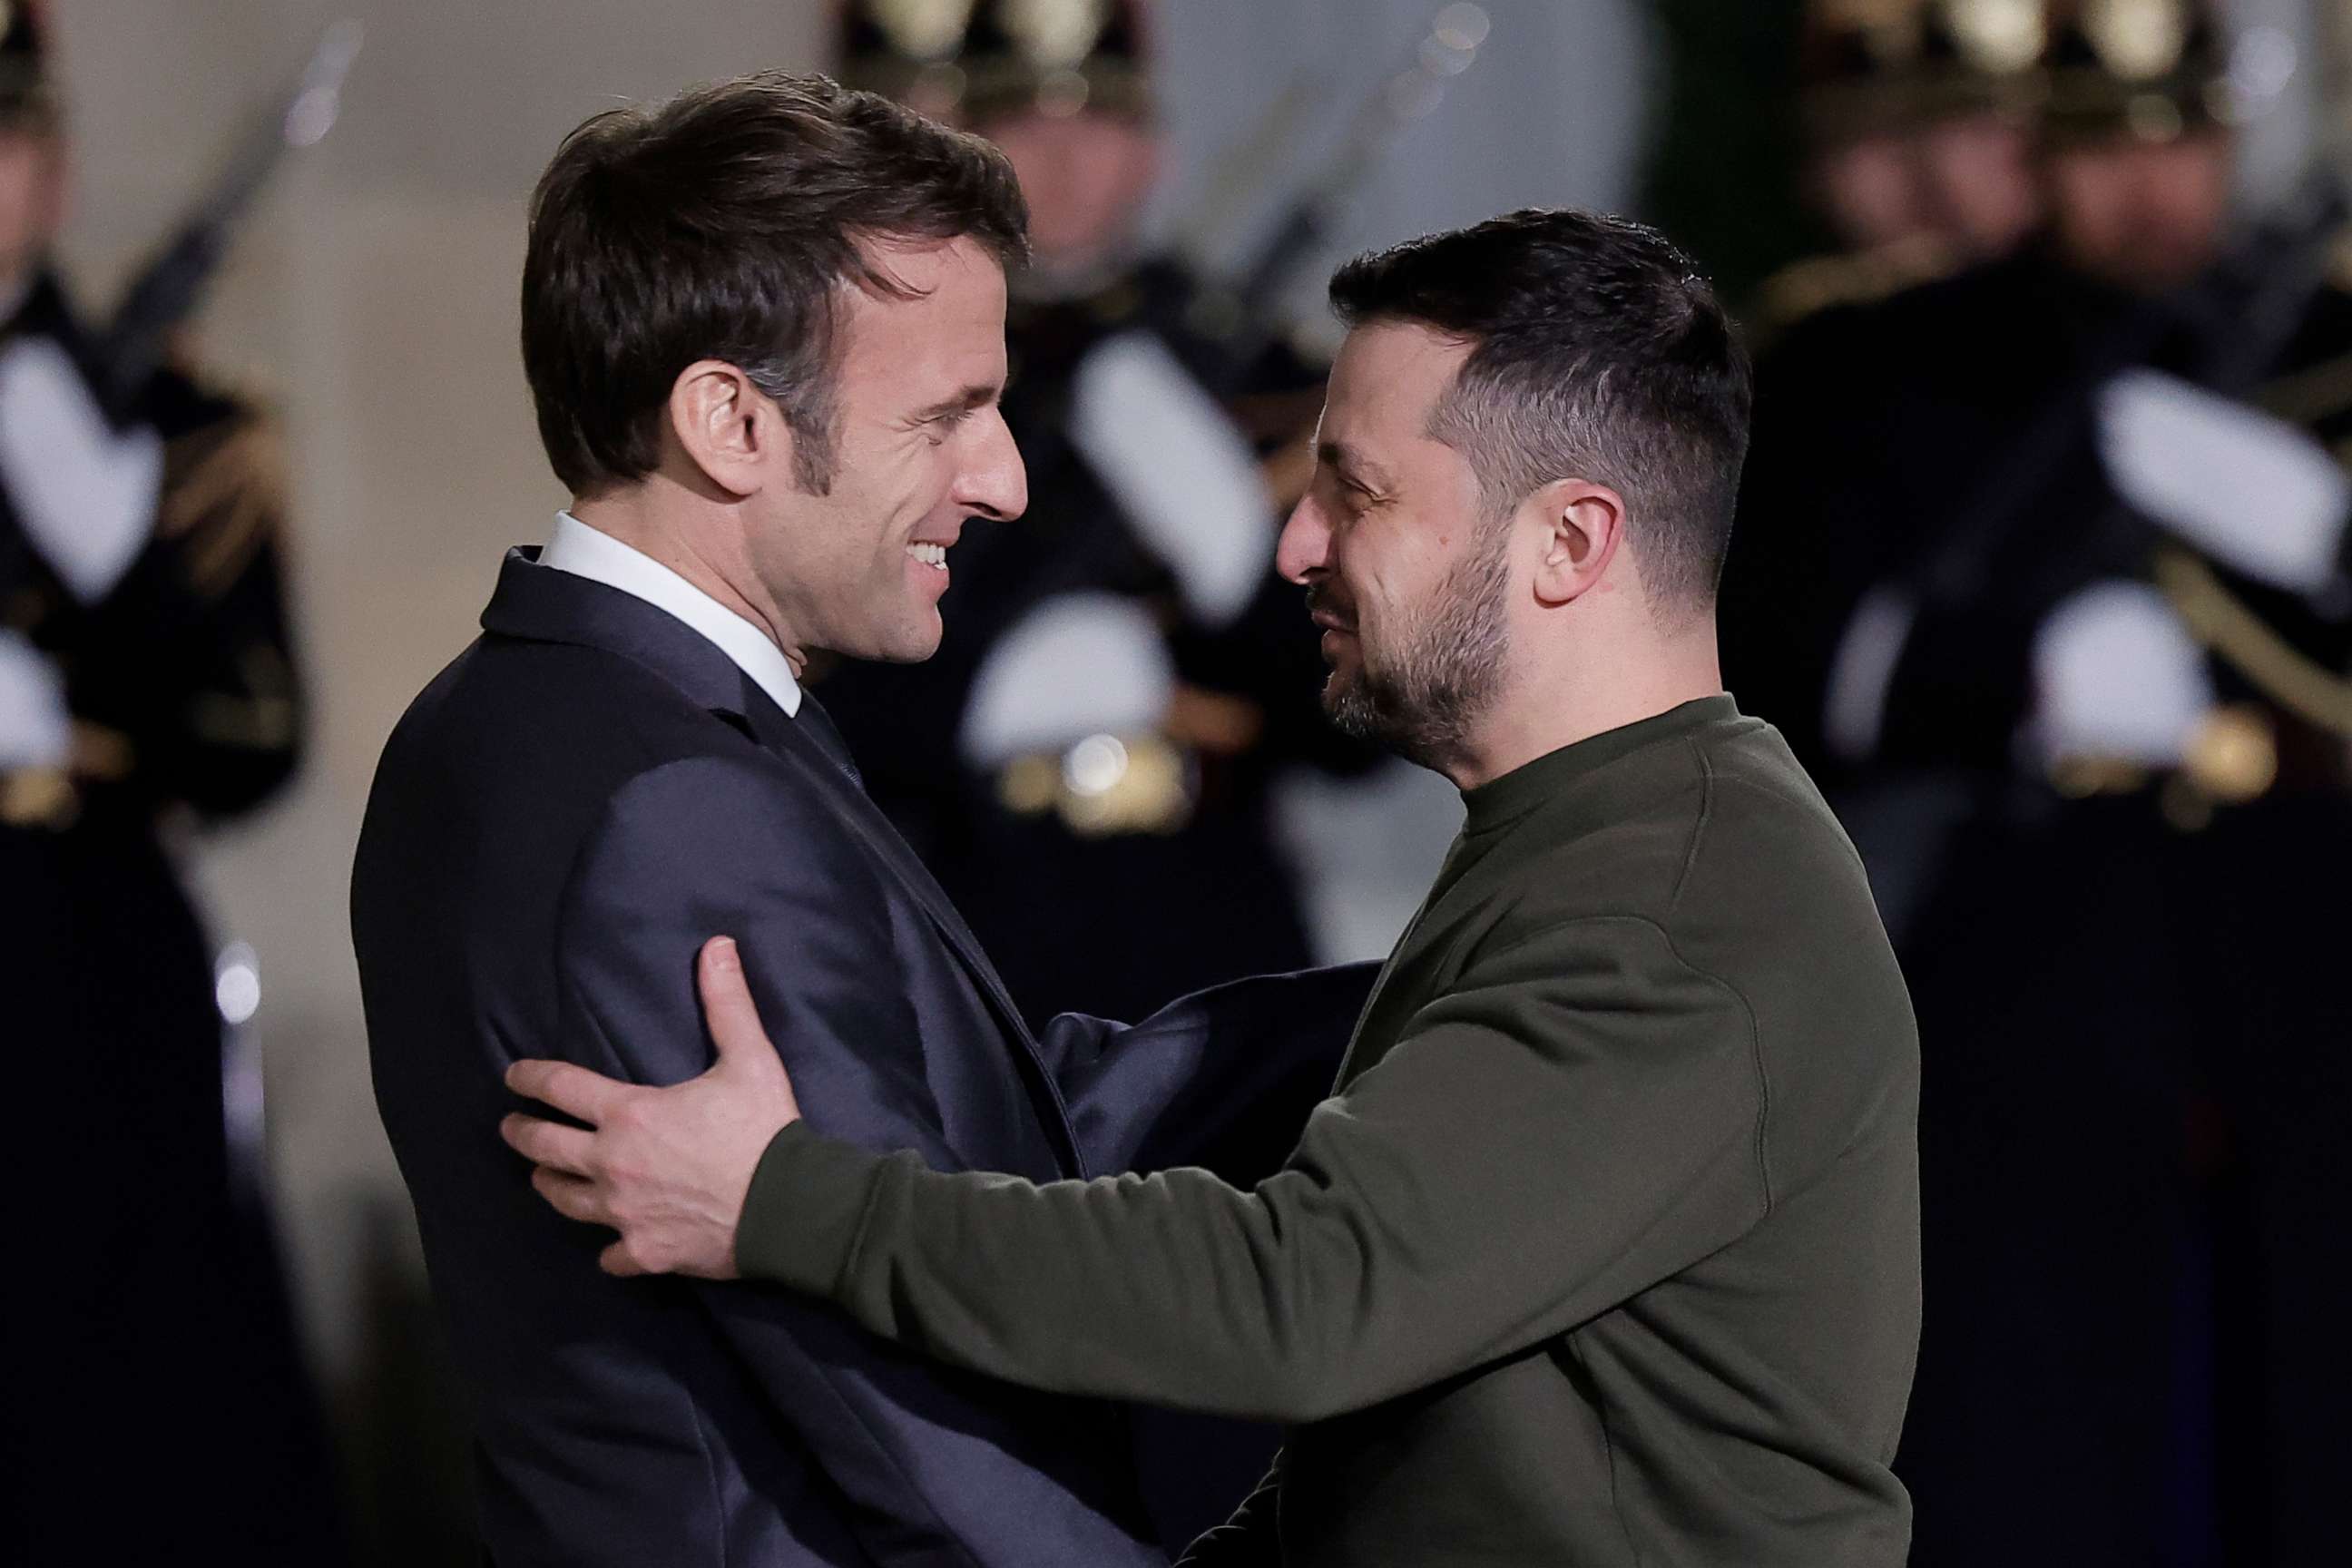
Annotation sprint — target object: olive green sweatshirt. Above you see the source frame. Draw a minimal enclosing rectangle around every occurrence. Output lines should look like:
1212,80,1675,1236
740,695,1921,1565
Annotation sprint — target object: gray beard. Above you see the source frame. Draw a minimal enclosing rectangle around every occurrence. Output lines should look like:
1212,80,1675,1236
1325,527,1513,773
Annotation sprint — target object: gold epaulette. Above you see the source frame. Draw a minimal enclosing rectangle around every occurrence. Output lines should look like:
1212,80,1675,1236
1750,235,1960,346
156,402,289,602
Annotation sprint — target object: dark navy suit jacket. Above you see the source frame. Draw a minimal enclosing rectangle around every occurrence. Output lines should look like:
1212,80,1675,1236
351,552,1369,1567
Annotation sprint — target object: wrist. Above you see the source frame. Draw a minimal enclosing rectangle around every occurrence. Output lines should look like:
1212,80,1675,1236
733,1119,887,1292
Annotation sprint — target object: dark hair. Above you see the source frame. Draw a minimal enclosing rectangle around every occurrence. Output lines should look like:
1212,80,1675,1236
1328,209,1751,614
521,71,1028,496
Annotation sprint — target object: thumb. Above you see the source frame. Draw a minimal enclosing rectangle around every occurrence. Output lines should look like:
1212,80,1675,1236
697,936,775,1070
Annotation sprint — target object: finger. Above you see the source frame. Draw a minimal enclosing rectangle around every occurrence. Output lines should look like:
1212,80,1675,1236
499,1112,598,1178
602,1240,650,1278
698,936,777,1068
506,1057,632,1126
531,1165,611,1228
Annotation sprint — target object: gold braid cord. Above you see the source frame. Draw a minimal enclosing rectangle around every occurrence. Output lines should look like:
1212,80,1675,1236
157,410,288,603
2154,544,2352,739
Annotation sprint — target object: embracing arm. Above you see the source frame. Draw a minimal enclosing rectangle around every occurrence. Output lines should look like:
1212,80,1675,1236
738,915,1771,1423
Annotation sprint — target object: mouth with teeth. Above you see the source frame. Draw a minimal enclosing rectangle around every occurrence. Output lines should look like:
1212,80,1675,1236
906,542,950,571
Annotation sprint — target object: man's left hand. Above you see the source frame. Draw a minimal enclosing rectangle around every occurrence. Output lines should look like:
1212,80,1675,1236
501,936,801,1279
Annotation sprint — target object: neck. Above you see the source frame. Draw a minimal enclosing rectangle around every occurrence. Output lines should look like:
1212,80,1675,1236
1445,625,1724,793
570,482,809,677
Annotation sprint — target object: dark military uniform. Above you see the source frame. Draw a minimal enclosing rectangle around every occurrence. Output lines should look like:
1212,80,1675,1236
2,271,340,1559
1724,5,2352,1553
1724,212,2352,1568
1747,0,2046,343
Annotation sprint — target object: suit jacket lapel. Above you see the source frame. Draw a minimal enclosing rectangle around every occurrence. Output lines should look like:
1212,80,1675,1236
482,549,1089,1176
741,692,1089,1176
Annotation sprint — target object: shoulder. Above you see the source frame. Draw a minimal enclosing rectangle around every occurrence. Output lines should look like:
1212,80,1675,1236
567,749,892,921
1694,721,1849,838
1472,742,1719,948
382,634,722,777
1677,721,1874,920
384,634,874,888
1758,246,2028,382
1677,728,1916,1066
1749,236,1960,351
1504,727,1861,940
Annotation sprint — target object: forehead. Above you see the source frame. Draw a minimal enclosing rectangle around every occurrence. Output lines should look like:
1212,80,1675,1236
1324,320,1472,443
837,235,1008,375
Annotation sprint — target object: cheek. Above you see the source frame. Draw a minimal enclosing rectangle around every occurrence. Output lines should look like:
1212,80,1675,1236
834,444,924,552
1348,554,1419,653
883,454,952,552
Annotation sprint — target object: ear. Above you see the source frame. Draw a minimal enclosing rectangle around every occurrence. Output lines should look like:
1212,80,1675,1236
1527,479,1625,608
666,360,787,499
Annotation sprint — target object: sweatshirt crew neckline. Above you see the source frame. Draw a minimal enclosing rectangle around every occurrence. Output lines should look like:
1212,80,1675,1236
1461,693,1741,838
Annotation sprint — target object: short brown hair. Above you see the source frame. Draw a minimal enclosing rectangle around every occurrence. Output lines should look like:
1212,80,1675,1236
521,72,1028,495
1329,210,1751,615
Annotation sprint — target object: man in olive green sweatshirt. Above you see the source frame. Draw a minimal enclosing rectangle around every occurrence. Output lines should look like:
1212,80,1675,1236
503,209,1922,1565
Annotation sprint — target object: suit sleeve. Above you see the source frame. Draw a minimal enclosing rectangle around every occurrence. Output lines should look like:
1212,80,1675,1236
554,756,1165,1568
1034,963,1377,1181
738,915,1771,1423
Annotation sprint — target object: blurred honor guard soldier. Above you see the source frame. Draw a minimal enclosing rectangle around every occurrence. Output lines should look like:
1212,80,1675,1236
1724,2,2352,1559
0,5,337,1558
1759,0,2048,334
821,0,1359,1029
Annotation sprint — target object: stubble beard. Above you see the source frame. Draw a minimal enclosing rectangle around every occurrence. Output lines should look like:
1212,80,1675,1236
1322,524,1514,773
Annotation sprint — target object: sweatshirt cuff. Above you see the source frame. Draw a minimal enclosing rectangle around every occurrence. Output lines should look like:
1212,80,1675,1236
734,1120,882,1294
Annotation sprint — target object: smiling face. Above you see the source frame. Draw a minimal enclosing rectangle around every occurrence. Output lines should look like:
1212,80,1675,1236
1276,321,1512,769
752,234,1026,662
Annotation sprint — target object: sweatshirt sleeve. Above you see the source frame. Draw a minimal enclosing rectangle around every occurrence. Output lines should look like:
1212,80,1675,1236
737,913,1772,1423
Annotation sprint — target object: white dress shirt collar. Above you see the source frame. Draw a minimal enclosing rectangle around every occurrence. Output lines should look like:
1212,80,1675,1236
540,510,802,718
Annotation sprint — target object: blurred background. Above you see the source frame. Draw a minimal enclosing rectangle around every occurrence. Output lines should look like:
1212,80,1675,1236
5,0,2348,1562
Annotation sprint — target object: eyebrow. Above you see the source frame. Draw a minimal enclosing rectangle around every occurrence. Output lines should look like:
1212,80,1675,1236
1318,439,1396,494
912,381,1003,423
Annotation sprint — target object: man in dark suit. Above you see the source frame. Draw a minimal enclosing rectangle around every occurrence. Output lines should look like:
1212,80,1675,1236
351,73,1358,1567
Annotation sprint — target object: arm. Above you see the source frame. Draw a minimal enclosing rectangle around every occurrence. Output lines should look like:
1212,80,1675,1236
1035,963,1378,1180
553,759,1163,1568
736,914,1769,1422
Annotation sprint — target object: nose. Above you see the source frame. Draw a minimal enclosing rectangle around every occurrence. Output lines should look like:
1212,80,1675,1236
1276,492,1333,586
956,407,1027,524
